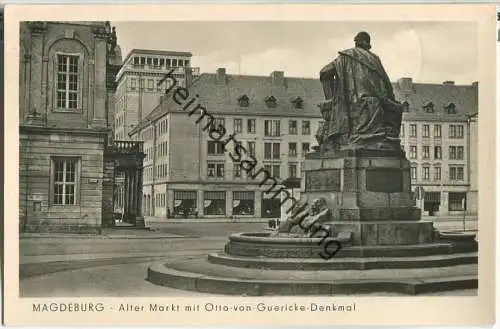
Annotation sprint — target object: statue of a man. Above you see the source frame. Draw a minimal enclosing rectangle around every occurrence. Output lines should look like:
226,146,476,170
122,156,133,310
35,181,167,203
319,31,403,151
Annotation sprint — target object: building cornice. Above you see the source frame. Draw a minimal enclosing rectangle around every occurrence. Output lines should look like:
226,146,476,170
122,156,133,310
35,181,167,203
20,125,109,137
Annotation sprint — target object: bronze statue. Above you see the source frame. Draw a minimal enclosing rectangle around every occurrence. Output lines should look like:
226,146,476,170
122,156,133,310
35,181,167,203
318,31,403,152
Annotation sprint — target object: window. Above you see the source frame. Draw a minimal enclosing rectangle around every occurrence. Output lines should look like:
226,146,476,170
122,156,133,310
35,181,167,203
289,120,298,135
130,78,138,90
292,97,303,109
247,119,256,133
264,120,281,137
272,143,280,159
264,143,272,159
289,142,297,157
52,157,79,205
449,125,464,139
234,118,242,133
153,58,159,67
422,124,430,138
402,101,410,112
147,79,154,91
264,143,280,159
238,95,249,107
422,146,430,159
449,192,466,211
449,166,464,181
233,164,242,178
172,59,178,67
409,124,417,137
289,163,297,177
409,145,417,159
146,57,152,65
210,118,225,131
445,103,457,114
207,141,225,155
56,54,80,110
434,166,441,181
233,191,255,215
265,96,277,108
247,142,256,157
273,164,281,178
166,59,171,67
133,57,140,65
302,121,311,135
140,79,145,89
159,58,165,66
434,146,442,159
302,143,310,154
434,124,442,138
207,162,225,178
422,166,430,181
449,146,464,160
411,166,417,180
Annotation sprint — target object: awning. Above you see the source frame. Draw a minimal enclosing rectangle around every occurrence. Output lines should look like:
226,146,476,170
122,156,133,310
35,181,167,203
281,177,301,189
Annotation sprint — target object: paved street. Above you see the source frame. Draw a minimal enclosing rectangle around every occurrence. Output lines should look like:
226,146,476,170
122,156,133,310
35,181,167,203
20,219,478,297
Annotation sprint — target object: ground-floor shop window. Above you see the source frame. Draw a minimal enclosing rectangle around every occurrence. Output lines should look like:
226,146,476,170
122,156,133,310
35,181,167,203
424,191,441,215
233,191,255,215
204,191,226,215
448,192,467,211
174,190,197,217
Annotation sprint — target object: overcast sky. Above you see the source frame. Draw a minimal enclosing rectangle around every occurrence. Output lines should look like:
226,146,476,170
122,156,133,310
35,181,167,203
113,21,478,85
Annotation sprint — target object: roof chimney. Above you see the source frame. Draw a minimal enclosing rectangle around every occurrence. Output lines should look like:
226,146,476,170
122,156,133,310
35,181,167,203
271,71,285,86
397,77,413,92
472,81,479,87
443,81,455,85
216,68,226,84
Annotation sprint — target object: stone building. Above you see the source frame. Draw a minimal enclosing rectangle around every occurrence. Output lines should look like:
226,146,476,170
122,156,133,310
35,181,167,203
397,78,478,216
130,68,479,220
19,21,145,233
113,49,200,141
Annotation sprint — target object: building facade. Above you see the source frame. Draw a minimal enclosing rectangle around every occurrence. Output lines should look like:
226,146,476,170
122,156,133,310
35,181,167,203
131,69,479,220
114,49,200,140
397,78,478,216
130,69,323,219
19,21,145,233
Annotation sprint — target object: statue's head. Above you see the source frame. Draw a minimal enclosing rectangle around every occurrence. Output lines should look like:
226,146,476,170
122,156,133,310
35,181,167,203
354,31,371,50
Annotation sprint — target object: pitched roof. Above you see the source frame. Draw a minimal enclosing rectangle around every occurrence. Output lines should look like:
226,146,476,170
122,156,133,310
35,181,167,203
394,80,478,122
130,72,478,134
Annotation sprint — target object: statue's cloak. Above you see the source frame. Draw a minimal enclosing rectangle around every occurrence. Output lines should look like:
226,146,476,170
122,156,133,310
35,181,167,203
319,47,402,146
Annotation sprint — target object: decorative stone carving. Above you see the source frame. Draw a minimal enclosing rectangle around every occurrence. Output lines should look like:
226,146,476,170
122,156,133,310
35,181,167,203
27,21,47,36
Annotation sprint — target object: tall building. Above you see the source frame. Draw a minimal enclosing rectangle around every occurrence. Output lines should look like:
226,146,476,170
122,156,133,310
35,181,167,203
131,69,479,220
114,49,200,140
129,69,323,219
19,21,145,233
397,78,478,216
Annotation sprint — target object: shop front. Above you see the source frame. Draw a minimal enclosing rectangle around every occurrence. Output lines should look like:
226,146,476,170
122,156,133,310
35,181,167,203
204,191,226,216
173,190,197,217
232,191,255,216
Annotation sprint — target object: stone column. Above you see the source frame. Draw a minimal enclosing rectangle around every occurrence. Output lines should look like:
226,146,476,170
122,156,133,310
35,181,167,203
136,166,144,216
27,22,46,116
91,27,108,128
129,169,136,217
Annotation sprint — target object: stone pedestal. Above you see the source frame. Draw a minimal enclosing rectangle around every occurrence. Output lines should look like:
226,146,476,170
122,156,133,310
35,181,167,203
302,148,429,246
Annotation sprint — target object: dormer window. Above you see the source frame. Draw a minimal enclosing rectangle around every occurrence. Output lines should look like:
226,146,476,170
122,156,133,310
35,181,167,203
265,96,277,108
291,97,303,109
444,102,456,114
237,94,249,107
423,102,434,113
402,101,410,112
